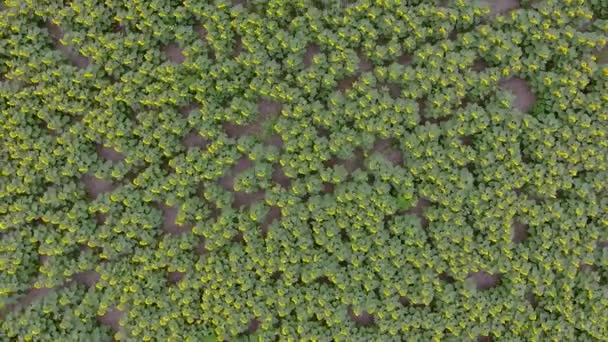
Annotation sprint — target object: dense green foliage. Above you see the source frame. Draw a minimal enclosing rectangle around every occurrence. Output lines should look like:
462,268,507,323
1,0,608,340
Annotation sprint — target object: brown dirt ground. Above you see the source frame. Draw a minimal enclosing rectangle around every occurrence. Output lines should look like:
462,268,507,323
407,198,431,228
322,182,335,194
260,206,281,235
245,318,260,334
45,21,90,69
303,44,320,67
372,138,404,166
218,157,253,190
397,53,412,65
82,174,116,199
179,102,201,117
0,287,54,319
72,270,100,287
112,21,124,33
167,271,185,284
325,149,365,173
265,133,284,148
349,307,375,326
511,220,528,243
96,144,126,162
258,99,282,116
472,58,488,72
468,271,501,290
194,24,207,40
499,77,536,112
98,307,123,332
386,82,401,99
337,76,358,92
223,99,281,140
95,213,107,225
233,190,265,209
489,0,520,15
358,52,374,72
271,166,291,188
181,130,209,149
597,46,608,64
460,135,474,146
19,287,53,308
162,42,185,64
217,156,265,208
233,35,244,57
159,203,192,234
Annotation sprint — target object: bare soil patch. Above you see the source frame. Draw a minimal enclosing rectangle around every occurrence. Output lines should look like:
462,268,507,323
179,102,201,117
45,21,90,69
499,77,536,112
322,182,335,194
112,21,124,33
181,130,209,149
223,121,257,139
96,144,126,162
233,35,244,57
167,271,185,284
597,46,608,64
0,286,52,318
244,318,259,334
219,157,253,190
407,198,431,228
373,138,404,166
349,308,375,326
271,166,291,188
233,190,265,209
397,53,412,65
438,272,456,284
511,220,528,243
72,271,100,287
303,44,320,67
460,135,474,146
194,24,208,40
194,238,209,255
468,271,501,290
358,52,374,72
488,0,520,15
82,174,116,199
325,149,365,173
162,42,185,64
223,99,281,140
386,83,401,99
98,307,123,332
337,76,358,92
525,291,539,308
265,134,284,149
160,204,192,234
579,263,596,273
96,212,107,225
20,287,52,308
258,99,282,116
472,58,488,72
261,206,281,235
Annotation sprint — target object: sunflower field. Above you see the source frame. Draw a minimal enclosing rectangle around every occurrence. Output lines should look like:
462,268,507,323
1,0,608,341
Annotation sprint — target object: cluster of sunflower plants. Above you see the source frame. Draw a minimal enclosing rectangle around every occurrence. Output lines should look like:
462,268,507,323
1,0,608,340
